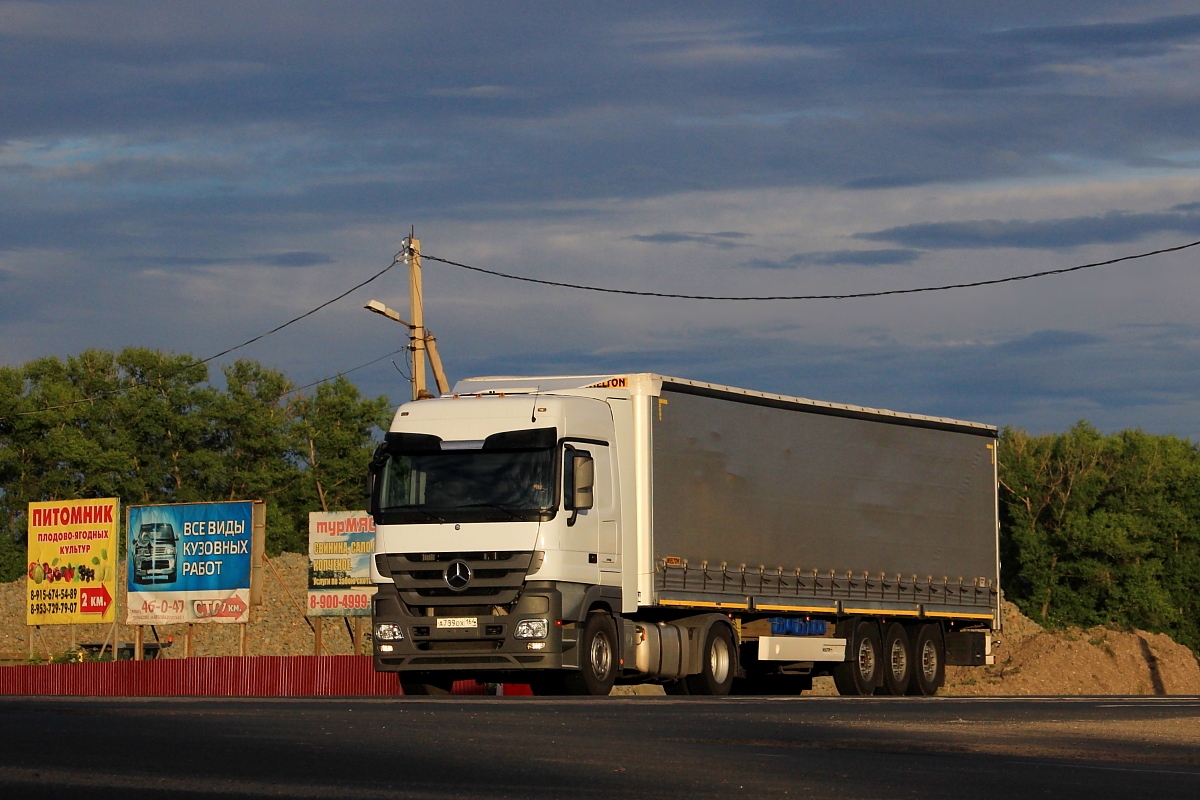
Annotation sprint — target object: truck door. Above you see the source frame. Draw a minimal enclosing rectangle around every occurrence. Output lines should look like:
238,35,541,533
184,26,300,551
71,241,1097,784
594,447,620,584
561,444,601,584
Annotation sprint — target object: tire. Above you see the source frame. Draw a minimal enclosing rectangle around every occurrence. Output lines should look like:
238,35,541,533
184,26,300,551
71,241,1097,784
399,675,453,696
907,623,945,696
832,620,882,696
561,612,618,696
684,624,736,696
876,622,912,696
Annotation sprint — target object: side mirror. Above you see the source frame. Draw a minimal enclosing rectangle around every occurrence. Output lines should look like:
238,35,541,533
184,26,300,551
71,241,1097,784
572,455,594,511
366,445,386,501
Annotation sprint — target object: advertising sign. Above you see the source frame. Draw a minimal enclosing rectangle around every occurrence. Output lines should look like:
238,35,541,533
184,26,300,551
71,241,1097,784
308,511,376,617
26,498,119,625
126,501,262,625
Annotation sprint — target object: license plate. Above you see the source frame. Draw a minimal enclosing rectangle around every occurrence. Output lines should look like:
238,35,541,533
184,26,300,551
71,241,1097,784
436,617,478,629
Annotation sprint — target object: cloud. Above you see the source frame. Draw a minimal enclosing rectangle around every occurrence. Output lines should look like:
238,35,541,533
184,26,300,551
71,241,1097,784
858,202,1200,249
426,85,522,99
627,231,750,248
258,251,333,268
995,14,1200,56
741,249,922,269
997,329,1106,356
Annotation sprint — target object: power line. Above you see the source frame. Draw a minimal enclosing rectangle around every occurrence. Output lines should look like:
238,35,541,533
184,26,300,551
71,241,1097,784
420,238,1200,300
0,252,405,420
283,348,409,397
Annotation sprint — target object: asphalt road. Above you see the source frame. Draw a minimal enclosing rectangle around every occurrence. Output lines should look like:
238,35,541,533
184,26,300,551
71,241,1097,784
2,695,1198,799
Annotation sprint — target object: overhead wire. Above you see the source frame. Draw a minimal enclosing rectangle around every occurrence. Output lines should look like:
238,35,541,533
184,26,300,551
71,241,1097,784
0,251,406,420
5,235,1196,420
419,238,1200,301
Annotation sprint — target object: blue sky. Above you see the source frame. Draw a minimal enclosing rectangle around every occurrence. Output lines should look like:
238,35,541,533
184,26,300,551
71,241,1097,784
3,2,1200,436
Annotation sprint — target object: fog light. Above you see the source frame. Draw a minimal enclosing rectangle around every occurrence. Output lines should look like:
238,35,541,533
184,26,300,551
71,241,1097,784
380,644,394,652
375,623,404,641
526,641,546,650
514,619,549,639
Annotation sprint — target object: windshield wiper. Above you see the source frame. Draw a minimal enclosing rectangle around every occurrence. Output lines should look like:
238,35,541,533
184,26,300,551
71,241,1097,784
402,508,445,523
458,503,525,521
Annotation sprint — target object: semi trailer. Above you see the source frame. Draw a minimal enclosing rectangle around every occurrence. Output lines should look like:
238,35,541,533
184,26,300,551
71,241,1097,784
368,373,999,696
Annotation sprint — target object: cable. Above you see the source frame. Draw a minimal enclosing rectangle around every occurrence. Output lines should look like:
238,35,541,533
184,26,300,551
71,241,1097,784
420,238,1200,300
282,348,409,397
0,252,405,420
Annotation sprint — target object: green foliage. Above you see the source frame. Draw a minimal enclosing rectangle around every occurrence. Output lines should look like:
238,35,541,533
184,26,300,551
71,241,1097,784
0,348,392,577
999,422,1200,652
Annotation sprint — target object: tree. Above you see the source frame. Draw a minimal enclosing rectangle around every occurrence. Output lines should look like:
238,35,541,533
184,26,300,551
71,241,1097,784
291,376,391,514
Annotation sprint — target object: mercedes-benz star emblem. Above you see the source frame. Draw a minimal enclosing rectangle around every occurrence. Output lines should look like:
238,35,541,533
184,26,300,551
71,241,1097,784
445,560,472,592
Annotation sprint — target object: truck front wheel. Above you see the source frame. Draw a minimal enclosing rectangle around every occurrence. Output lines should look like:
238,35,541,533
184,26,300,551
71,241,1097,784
562,611,618,696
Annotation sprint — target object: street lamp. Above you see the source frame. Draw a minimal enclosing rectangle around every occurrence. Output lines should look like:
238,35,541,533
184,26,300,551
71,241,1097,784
363,298,449,399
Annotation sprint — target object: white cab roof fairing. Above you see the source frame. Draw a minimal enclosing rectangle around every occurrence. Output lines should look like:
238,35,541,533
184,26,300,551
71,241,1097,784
388,393,615,443
451,373,997,434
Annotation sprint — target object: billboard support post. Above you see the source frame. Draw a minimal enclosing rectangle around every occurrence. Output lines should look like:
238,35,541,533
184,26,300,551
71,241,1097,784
185,624,193,658
239,623,247,657
250,501,266,606
135,626,144,661
314,618,323,656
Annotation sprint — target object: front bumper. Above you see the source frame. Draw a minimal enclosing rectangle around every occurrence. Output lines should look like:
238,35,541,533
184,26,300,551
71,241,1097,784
372,582,579,674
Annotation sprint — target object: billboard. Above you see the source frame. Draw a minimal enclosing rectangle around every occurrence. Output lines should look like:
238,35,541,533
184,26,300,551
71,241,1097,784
26,498,119,625
125,501,263,625
308,511,376,617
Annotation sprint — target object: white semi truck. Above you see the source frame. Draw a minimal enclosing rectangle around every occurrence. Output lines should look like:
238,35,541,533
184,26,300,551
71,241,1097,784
368,374,999,696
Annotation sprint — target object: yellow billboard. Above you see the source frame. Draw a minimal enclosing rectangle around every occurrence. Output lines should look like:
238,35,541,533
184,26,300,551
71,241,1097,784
27,498,119,625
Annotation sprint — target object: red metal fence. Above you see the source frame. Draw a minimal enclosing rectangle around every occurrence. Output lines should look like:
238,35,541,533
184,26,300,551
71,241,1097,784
0,656,506,697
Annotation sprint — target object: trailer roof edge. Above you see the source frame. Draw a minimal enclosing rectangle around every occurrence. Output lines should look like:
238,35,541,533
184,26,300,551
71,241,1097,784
658,377,998,438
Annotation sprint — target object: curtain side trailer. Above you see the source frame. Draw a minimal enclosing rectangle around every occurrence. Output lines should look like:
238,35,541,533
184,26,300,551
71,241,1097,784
369,373,999,696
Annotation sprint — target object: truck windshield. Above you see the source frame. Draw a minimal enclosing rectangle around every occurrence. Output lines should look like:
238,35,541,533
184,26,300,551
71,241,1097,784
372,427,558,524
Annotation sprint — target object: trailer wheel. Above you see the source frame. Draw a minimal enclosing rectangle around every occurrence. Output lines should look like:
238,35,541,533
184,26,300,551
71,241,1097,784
561,611,618,696
684,624,736,696
907,623,945,696
876,623,912,696
833,620,882,696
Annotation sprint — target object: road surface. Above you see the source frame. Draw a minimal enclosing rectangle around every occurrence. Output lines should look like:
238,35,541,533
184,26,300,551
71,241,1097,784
1,695,1198,798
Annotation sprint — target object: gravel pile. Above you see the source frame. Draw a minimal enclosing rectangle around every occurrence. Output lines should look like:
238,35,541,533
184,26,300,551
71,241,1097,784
1,553,362,661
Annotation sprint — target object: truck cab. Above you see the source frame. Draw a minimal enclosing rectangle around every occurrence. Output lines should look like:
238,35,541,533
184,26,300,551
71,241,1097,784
368,385,633,694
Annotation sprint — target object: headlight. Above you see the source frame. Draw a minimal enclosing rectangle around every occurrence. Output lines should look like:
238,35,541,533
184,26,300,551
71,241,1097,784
514,619,549,639
375,623,404,641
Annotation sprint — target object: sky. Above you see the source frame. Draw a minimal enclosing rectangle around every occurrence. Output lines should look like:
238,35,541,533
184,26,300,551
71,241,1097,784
3,2,1200,437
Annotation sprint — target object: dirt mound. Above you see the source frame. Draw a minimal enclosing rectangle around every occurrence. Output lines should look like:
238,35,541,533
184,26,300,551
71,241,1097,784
0,553,353,662
944,601,1200,695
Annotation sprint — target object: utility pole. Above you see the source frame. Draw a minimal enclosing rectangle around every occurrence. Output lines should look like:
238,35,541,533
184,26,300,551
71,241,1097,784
409,234,430,401
364,230,450,400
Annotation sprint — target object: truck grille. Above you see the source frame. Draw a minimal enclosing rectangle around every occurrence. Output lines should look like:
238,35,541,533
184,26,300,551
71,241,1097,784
380,551,534,606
